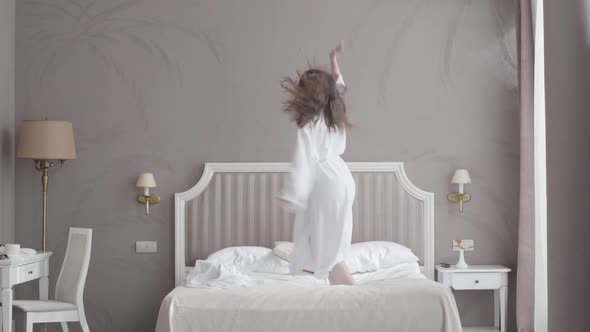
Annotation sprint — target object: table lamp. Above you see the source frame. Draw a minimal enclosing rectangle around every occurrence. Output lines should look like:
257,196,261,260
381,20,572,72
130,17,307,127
17,120,76,251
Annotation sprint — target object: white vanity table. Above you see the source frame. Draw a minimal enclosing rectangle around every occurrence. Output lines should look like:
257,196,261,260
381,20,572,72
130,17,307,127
0,252,52,332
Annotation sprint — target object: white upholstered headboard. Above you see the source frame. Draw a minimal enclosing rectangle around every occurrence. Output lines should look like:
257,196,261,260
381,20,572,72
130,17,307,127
174,162,434,286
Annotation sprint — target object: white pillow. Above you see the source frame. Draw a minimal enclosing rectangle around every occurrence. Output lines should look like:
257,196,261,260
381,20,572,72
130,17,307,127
346,241,419,274
272,241,419,274
206,246,290,274
207,246,270,271
273,241,293,261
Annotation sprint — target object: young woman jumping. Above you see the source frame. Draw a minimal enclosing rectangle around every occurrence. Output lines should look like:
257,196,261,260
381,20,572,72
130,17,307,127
279,42,356,285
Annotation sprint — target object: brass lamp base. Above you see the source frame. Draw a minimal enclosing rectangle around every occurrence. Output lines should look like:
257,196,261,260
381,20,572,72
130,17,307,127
447,192,471,213
34,159,64,252
137,195,160,215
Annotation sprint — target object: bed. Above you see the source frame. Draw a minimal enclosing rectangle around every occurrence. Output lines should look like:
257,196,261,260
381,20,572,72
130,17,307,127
155,162,462,332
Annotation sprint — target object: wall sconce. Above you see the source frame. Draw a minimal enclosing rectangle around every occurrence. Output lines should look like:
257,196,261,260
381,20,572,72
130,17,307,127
136,173,160,215
447,169,472,213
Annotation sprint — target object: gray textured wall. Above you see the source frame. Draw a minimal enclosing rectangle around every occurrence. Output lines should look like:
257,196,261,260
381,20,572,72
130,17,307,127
0,0,15,244
545,1,590,331
14,1,518,331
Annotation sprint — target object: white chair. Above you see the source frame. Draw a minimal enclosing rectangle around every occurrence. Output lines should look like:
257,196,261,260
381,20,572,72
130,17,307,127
13,227,92,332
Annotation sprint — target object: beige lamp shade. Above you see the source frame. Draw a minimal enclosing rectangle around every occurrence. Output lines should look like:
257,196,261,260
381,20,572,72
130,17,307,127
136,173,157,188
451,169,472,184
17,120,76,160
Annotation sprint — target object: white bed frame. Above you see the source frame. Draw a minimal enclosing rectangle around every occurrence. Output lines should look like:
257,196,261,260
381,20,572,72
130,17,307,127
174,162,434,286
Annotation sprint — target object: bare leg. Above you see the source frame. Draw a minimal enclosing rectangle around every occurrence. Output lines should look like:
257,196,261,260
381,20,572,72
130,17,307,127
329,262,355,285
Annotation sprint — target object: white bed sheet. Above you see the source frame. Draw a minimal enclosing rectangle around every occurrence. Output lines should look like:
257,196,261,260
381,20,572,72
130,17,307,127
156,271,462,332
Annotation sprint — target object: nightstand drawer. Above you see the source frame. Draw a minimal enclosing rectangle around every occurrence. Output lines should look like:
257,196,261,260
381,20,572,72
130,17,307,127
18,263,40,283
451,273,501,290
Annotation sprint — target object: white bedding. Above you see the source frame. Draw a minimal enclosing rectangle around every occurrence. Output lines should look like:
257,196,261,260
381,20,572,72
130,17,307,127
156,271,462,332
183,259,425,289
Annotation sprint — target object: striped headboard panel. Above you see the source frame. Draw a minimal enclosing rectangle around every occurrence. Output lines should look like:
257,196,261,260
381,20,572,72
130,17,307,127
175,163,434,285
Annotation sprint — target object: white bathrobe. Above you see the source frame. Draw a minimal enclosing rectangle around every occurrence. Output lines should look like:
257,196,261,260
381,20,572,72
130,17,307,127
280,76,355,279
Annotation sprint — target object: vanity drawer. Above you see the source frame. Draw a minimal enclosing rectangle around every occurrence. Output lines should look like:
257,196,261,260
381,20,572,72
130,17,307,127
451,272,501,290
18,263,40,283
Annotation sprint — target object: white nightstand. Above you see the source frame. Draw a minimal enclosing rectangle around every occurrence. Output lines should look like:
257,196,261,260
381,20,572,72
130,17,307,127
436,265,511,332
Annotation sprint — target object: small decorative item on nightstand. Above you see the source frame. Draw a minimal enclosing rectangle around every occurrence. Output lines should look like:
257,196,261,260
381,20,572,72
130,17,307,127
436,265,511,332
456,248,468,269
454,240,473,269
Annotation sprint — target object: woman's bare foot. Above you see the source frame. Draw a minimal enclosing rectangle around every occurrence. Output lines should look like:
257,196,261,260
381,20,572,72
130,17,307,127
276,196,295,213
330,40,344,59
329,262,355,285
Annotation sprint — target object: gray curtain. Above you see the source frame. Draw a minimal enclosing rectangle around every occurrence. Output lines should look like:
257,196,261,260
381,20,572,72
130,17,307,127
516,0,535,331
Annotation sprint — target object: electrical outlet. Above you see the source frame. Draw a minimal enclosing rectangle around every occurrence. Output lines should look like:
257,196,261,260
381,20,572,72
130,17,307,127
136,241,157,253
452,239,474,251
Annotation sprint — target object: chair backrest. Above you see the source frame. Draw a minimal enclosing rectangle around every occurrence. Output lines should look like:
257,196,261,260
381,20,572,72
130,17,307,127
54,228,92,306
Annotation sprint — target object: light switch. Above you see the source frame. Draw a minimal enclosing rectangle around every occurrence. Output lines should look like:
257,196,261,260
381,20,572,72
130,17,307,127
452,239,474,251
136,241,157,253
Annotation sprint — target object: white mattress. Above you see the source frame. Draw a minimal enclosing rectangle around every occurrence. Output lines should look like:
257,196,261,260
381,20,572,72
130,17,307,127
155,274,462,332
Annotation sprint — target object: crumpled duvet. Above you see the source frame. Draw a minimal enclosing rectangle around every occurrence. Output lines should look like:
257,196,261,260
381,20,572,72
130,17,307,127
184,260,263,289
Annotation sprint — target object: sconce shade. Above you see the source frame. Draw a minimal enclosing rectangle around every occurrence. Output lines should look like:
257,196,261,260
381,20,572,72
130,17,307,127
451,169,472,184
17,120,76,160
136,173,157,188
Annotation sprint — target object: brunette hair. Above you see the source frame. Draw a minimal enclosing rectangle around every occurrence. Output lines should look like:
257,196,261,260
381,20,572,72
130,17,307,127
281,68,350,130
